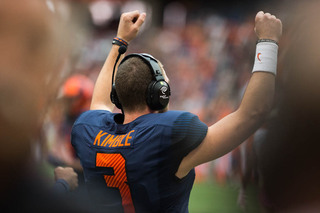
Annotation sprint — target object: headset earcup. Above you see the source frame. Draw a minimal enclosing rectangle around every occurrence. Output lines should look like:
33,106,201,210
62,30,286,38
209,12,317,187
110,84,122,109
147,81,170,110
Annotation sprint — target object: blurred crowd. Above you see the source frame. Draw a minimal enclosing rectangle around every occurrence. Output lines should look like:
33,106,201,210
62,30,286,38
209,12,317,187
28,0,279,211
2,0,320,212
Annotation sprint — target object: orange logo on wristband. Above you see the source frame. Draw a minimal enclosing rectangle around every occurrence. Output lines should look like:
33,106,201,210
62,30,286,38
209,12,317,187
257,53,262,62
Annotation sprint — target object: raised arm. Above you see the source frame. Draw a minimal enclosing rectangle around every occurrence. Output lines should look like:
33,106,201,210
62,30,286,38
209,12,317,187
90,11,146,111
176,11,282,178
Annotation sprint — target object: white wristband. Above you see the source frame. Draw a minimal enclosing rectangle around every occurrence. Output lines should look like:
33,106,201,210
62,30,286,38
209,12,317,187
252,42,278,75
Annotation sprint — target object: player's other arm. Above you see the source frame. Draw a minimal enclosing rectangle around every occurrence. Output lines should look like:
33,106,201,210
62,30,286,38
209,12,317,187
176,11,282,178
53,166,78,193
90,11,146,111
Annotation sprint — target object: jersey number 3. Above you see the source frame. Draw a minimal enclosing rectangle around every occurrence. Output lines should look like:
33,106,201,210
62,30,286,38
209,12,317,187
96,153,135,213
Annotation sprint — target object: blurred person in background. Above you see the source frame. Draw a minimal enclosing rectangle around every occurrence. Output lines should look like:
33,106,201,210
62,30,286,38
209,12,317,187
72,9,282,213
0,0,92,211
47,74,94,193
253,0,320,212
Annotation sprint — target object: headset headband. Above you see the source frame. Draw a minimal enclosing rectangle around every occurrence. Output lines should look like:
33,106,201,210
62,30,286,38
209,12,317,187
119,53,165,82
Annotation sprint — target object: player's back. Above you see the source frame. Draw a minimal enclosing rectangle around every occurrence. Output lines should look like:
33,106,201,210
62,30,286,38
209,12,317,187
72,110,207,213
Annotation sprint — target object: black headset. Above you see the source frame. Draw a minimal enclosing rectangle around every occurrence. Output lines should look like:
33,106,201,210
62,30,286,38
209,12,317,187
110,48,171,111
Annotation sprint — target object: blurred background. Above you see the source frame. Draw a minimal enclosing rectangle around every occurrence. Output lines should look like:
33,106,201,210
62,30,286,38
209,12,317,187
3,0,320,212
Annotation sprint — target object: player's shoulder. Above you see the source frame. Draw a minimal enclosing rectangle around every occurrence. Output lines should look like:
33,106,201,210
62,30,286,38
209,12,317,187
173,110,199,118
139,111,198,131
160,110,195,118
74,110,113,126
164,110,200,122
147,110,198,126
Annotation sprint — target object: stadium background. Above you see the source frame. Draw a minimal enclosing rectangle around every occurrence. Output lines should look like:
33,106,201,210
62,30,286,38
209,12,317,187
40,0,284,212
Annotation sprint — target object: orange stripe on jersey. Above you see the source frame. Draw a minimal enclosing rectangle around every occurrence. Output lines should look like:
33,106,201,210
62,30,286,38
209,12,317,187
96,153,135,213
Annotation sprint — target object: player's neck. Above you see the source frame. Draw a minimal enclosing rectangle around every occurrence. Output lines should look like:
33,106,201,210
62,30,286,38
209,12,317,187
123,107,154,124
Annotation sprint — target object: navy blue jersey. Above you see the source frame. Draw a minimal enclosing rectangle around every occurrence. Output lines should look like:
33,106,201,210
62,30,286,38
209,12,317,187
71,110,207,213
